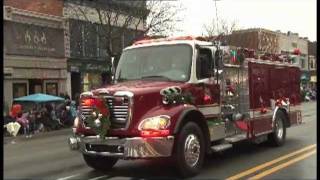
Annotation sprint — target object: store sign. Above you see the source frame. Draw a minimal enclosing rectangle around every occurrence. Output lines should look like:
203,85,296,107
4,21,64,58
68,61,109,73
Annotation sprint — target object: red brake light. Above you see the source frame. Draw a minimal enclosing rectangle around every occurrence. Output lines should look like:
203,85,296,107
140,130,170,137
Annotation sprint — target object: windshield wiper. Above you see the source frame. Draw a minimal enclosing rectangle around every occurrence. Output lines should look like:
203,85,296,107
141,75,172,81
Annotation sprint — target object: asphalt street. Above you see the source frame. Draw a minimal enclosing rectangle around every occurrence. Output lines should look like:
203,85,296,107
4,102,317,179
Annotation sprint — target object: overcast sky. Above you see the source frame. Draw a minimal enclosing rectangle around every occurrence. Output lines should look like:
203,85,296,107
174,0,317,41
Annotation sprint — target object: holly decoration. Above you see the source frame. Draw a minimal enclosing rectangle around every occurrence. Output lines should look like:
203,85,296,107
165,92,194,105
83,97,111,139
161,87,195,105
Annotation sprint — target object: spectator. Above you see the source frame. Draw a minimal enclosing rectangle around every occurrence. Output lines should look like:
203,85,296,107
74,93,80,108
9,104,22,119
28,108,37,135
50,104,63,129
64,92,71,100
16,112,31,138
69,101,77,121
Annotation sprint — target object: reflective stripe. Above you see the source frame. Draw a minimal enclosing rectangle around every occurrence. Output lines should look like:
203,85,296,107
198,105,220,116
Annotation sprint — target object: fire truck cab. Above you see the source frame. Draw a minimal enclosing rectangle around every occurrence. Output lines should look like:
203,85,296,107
68,36,302,177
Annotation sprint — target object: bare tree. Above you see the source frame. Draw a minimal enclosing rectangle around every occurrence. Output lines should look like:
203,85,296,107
203,18,239,37
65,0,182,59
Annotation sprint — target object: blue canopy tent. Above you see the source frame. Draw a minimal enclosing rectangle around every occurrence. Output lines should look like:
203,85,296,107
13,93,65,103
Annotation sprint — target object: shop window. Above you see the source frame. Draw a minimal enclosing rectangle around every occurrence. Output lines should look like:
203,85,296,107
13,83,27,98
46,83,58,96
301,59,305,69
29,79,43,94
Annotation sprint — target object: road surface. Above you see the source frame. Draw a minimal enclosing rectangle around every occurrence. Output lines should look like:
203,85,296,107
4,102,317,179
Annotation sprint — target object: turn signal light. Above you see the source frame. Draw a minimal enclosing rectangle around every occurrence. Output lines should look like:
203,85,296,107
82,98,95,106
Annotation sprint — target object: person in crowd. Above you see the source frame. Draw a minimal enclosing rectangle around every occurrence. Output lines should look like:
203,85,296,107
28,107,37,135
37,104,51,131
69,101,77,124
50,103,63,129
64,92,71,100
312,88,317,99
43,103,60,130
74,93,80,108
64,104,73,127
16,111,31,138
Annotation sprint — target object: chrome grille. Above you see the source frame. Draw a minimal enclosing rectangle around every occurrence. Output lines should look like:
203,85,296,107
80,95,130,129
105,96,129,129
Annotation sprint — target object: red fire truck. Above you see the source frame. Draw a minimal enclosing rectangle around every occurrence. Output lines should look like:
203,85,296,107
68,36,302,177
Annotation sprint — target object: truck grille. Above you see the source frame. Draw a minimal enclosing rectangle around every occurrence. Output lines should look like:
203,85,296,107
80,95,130,129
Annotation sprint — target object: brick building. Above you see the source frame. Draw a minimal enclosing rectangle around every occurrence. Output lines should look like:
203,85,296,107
3,0,67,109
225,28,280,54
224,28,309,87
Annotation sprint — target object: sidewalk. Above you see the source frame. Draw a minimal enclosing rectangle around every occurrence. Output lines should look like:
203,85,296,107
4,127,72,143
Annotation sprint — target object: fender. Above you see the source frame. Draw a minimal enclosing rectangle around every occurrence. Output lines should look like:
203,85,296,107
272,106,290,128
173,106,200,134
173,106,211,154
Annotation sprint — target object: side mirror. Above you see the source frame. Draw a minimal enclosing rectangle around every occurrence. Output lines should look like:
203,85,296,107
215,49,223,69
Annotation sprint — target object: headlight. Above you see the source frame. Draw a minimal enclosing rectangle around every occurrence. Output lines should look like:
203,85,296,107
138,115,171,130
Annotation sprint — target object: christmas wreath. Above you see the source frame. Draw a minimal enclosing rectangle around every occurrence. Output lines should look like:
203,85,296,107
82,97,111,139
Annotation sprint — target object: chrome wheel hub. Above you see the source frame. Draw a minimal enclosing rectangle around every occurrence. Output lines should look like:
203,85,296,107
184,134,200,167
275,119,284,139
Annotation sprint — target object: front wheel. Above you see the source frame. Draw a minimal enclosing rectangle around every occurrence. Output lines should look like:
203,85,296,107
173,122,205,177
83,154,118,171
268,111,287,146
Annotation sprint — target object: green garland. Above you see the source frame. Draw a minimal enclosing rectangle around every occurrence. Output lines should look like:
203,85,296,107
84,97,111,139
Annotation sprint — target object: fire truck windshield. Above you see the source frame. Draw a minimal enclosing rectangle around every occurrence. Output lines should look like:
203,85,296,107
115,44,193,82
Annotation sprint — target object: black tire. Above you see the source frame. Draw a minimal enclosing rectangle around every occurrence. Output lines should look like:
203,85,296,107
173,122,205,177
268,111,287,146
83,154,118,171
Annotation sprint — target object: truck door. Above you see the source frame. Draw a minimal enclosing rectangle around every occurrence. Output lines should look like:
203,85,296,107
195,47,220,117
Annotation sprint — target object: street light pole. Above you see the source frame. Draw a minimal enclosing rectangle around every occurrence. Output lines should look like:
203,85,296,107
213,0,221,34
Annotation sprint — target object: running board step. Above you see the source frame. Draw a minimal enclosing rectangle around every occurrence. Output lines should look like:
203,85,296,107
211,143,233,152
225,134,247,143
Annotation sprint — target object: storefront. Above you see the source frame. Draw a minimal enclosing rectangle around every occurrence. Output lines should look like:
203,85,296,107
67,60,110,100
310,71,317,89
300,71,310,88
4,19,66,107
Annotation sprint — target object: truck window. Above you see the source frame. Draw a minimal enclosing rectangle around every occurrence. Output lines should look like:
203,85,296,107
196,48,213,79
116,44,192,82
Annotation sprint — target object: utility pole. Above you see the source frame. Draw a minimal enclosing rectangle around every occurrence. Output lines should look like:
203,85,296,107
213,0,221,34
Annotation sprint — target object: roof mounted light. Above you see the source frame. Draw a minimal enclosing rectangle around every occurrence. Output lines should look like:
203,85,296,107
133,36,206,45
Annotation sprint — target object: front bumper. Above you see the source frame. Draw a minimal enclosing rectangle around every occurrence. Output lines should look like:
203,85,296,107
68,135,175,159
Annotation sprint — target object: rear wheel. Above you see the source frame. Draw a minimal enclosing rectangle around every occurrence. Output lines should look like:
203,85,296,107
173,122,205,177
268,111,287,146
83,154,118,171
